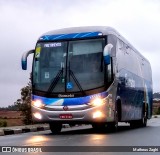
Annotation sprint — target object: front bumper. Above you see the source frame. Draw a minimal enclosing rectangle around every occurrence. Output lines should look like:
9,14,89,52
32,103,114,123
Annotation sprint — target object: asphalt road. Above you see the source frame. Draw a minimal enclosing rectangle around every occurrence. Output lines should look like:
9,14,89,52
0,117,160,155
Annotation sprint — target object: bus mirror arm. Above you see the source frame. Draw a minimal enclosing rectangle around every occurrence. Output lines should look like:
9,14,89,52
103,44,113,65
21,49,34,70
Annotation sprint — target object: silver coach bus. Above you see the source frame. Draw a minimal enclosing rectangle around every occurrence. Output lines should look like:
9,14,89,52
22,26,153,133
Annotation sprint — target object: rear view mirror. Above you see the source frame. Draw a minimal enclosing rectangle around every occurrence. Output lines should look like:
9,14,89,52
21,50,34,70
103,44,113,65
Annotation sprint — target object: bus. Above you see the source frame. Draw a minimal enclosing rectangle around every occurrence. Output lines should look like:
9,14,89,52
21,26,153,133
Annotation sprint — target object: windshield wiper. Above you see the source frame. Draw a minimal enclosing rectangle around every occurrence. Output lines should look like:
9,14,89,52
68,62,86,95
69,70,86,95
47,62,65,93
47,68,63,93
47,62,86,95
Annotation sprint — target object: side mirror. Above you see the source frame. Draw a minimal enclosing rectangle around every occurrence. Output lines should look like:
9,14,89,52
103,44,113,65
21,50,34,70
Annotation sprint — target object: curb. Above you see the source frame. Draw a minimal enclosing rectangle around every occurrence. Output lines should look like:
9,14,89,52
0,125,49,136
13,129,22,134
0,124,70,136
30,127,37,132
0,130,4,136
3,129,14,135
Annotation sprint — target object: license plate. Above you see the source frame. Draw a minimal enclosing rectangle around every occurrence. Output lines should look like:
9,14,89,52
59,114,73,119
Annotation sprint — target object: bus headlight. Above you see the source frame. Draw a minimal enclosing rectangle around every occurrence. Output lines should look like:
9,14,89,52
32,100,45,108
88,98,104,107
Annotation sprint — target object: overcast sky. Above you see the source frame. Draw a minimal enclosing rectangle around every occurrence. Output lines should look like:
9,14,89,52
0,0,160,107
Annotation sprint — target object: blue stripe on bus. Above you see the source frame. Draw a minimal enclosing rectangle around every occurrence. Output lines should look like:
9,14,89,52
39,32,102,41
32,91,108,106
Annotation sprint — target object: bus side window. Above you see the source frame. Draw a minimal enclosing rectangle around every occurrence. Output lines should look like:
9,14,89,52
107,63,112,82
107,35,117,81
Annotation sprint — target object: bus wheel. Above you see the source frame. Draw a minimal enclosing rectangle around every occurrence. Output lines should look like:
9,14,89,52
138,104,148,127
107,110,118,132
49,123,62,134
92,123,106,132
140,110,147,127
130,105,148,128
130,121,137,128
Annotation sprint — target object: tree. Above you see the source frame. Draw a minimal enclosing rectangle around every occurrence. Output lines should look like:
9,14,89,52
156,107,160,115
0,104,18,111
153,92,160,99
15,80,33,125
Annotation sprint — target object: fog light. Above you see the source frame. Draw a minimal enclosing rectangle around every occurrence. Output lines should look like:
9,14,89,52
93,111,103,119
33,112,42,120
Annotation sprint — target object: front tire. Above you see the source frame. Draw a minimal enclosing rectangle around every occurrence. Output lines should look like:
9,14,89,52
92,123,106,132
49,123,62,134
107,110,118,132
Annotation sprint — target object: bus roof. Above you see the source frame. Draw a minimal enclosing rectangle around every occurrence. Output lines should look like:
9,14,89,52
40,26,119,39
39,26,149,63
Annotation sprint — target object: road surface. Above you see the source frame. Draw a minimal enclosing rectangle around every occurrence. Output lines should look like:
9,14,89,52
0,117,160,155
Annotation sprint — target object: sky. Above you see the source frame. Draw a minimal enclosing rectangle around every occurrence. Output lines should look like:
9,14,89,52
0,0,160,107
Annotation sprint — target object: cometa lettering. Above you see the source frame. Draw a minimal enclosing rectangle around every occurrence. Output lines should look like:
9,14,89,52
58,94,74,98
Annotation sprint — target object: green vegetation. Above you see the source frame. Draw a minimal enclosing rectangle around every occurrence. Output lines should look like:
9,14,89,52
155,107,160,115
0,120,7,127
14,79,33,125
0,105,19,111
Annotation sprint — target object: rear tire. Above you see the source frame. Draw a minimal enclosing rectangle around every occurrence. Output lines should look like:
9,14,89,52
130,105,148,128
49,123,62,134
139,104,148,127
139,110,147,127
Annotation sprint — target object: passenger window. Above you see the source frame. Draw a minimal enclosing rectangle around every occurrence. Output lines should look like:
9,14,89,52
107,63,112,82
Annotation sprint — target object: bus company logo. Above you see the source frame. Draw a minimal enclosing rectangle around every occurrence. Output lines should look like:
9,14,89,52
58,94,74,98
63,106,69,111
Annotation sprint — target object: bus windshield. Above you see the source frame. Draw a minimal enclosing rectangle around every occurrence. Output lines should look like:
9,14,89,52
33,38,106,93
